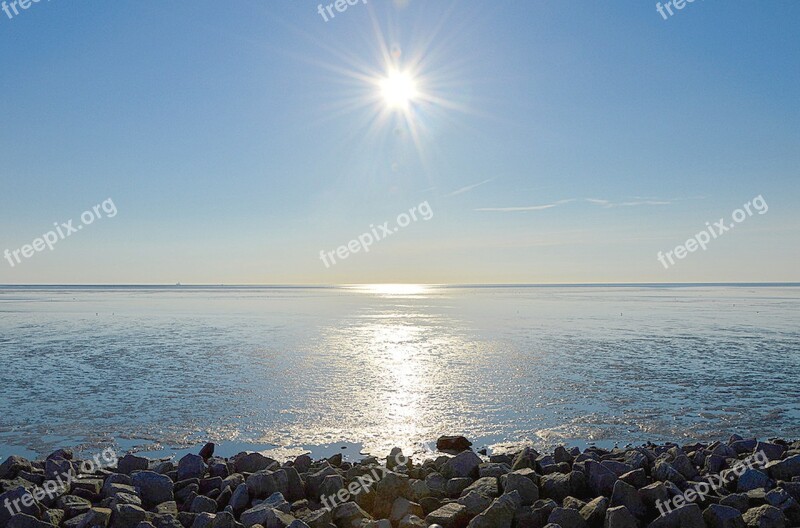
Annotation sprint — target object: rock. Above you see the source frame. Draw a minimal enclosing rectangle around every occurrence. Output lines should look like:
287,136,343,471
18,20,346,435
756,442,787,462
397,514,426,528
42,509,64,527
292,456,312,475
0,457,32,480
548,506,588,528
585,461,617,498
190,496,218,514
234,454,276,475
564,496,587,510
457,490,492,516
425,473,447,495
112,504,147,528
178,455,207,481
460,477,498,499
199,444,215,461
441,452,482,480
151,514,183,528
504,471,539,505
647,503,705,528
7,514,56,528
738,469,771,492
425,503,470,528
247,472,279,500
240,502,295,528
118,455,149,476
229,484,250,516
389,497,424,524
703,504,746,528
742,505,786,528
768,456,800,482
580,496,608,527
466,492,518,528
511,447,539,471
720,493,751,513
282,467,305,502
191,513,216,528
652,461,686,487
318,475,344,501
331,501,371,527
77,507,112,528
211,511,238,528
446,478,473,498
57,495,93,518
45,458,72,481
618,469,647,489
132,472,174,507
436,437,473,454
609,480,646,519
478,464,510,478
604,505,637,528
0,487,40,525
286,521,310,528
153,502,178,516
373,471,411,518
541,473,572,502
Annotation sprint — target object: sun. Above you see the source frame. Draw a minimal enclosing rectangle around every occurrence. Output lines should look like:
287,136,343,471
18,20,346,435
379,70,418,109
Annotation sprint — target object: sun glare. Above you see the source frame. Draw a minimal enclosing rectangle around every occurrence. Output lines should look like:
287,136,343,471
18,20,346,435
379,71,418,109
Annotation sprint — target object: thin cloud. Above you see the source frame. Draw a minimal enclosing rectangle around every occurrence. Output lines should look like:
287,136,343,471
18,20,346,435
447,178,495,197
475,199,575,212
476,197,672,212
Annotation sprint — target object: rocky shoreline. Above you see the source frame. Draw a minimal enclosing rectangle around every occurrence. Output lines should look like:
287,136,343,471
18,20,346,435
1,435,799,528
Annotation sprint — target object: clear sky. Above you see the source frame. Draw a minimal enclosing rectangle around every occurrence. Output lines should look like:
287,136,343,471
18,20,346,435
1,0,798,284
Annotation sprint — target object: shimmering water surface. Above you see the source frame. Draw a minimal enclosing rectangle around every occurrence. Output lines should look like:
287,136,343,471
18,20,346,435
0,284,798,460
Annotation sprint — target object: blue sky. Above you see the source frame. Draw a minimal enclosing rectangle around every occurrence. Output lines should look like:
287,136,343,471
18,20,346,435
0,0,798,284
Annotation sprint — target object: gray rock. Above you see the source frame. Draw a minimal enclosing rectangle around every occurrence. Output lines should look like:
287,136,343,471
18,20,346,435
425,503,469,528
389,497,424,524
234,454,277,475
457,490,492,516
132,472,174,507
247,472,279,500
111,504,147,528
331,501,371,527
446,478,473,498
541,472,572,503
460,477,498,499
504,471,538,505
478,464,510,478
703,504,746,528
178,455,207,482
0,487,40,526
647,503,705,528
742,505,786,528
604,505,637,528
76,507,112,528
767,456,800,482
441,452,482,480
511,447,539,471
57,495,93,518
585,461,617,498
720,493,751,513
0,457,32,480
619,469,648,489
190,495,218,514
7,514,56,528
467,492,518,528
118,455,149,476
240,502,295,528
579,496,607,527
610,480,646,519
738,469,771,492
191,513,216,528
548,506,587,528
229,484,250,516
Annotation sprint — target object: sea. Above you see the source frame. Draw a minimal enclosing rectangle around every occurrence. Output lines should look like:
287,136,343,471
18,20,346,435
0,284,798,462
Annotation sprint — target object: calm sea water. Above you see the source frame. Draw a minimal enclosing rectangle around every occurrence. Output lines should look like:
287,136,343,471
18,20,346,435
0,284,798,461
